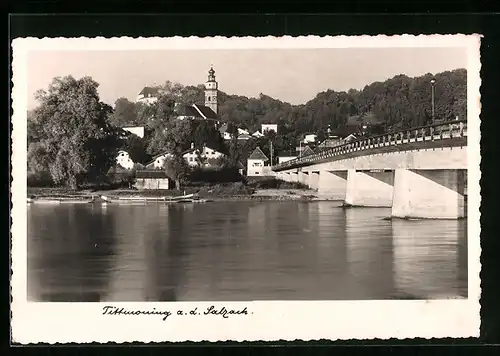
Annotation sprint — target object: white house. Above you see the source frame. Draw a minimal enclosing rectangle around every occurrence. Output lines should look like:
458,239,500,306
146,153,173,170
303,133,317,144
146,144,225,169
261,123,278,134
116,150,135,170
122,126,145,138
183,145,225,167
136,87,164,104
247,147,273,177
278,155,297,164
219,124,251,140
238,128,251,137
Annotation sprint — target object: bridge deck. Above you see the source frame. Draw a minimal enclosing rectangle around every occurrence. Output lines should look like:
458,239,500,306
273,137,467,171
273,120,468,172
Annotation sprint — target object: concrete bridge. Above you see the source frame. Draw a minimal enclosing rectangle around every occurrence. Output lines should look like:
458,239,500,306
272,120,468,219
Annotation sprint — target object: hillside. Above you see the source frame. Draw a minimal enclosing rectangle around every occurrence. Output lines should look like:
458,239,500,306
217,68,466,134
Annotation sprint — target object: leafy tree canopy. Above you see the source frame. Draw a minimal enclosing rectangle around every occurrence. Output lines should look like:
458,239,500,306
28,76,121,188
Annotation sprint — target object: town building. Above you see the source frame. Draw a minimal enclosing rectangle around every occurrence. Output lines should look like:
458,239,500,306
134,170,172,190
261,123,278,134
236,130,252,140
316,136,343,150
122,126,145,138
146,152,174,170
278,155,297,164
314,133,359,153
344,134,357,142
252,131,264,138
176,103,218,122
235,161,246,176
183,145,225,167
116,150,135,170
145,144,226,170
303,133,317,144
247,147,273,177
136,87,164,104
295,145,315,157
218,124,251,140
204,66,218,114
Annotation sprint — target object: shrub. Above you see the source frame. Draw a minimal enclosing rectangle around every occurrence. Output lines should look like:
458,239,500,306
187,166,245,184
27,171,54,187
247,178,308,190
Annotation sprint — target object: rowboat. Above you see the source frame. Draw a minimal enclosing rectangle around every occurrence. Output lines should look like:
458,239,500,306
29,196,96,204
100,193,198,204
177,198,213,204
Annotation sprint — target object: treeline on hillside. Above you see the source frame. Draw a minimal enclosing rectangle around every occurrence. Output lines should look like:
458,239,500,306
219,68,466,133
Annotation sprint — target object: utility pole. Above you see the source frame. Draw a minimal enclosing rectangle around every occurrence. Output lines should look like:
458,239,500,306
270,141,274,166
430,78,436,124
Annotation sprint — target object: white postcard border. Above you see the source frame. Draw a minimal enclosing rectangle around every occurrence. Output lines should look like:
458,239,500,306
11,35,482,343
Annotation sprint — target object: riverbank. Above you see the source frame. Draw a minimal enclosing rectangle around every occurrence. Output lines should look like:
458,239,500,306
27,186,322,203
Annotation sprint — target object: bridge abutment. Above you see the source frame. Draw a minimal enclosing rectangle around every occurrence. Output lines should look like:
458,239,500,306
391,169,466,219
317,170,348,200
344,169,394,207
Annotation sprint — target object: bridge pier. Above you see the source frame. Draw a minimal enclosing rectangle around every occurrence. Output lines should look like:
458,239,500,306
309,171,320,191
344,169,394,207
291,171,299,183
317,170,348,200
298,171,309,186
391,169,466,219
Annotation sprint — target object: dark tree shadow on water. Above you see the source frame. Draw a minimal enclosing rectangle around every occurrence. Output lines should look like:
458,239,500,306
28,205,117,302
142,205,191,302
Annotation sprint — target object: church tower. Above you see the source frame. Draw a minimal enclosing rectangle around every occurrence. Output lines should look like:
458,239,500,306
204,66,218,114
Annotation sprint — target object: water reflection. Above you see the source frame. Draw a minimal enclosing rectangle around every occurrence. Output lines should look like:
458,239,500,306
391,218,467,299
27,204,116,301
345,208,396,299
27,202,468,301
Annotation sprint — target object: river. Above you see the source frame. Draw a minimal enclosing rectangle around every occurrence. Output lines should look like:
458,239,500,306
27,201,467,302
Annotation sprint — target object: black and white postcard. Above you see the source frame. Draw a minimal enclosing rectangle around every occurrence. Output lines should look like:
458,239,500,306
11,35,481,343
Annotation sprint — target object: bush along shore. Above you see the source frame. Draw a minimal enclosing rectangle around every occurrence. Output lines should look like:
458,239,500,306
27,179,321,203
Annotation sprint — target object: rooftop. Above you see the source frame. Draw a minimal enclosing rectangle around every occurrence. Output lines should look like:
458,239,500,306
176,104,218,120
248,147,269,161
301,146,315,156
138,87,162,97
136,170,168,179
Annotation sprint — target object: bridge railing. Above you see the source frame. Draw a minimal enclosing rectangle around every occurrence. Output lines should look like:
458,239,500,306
272,119,467,171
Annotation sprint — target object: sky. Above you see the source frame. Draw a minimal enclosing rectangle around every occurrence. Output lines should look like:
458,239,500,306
27,47,467,110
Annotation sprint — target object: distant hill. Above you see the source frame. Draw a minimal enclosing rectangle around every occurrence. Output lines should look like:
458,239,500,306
215,68,466,135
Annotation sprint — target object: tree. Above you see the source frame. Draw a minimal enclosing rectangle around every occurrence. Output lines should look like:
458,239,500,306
27,76,121,189
164,155,190,190
122,134,151,164
109,98,137,127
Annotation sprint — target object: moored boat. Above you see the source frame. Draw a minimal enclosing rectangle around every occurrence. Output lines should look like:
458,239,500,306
29,195,96,204
100,193,198,204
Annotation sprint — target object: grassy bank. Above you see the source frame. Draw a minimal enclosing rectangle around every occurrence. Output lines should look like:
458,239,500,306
28,178,318,202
